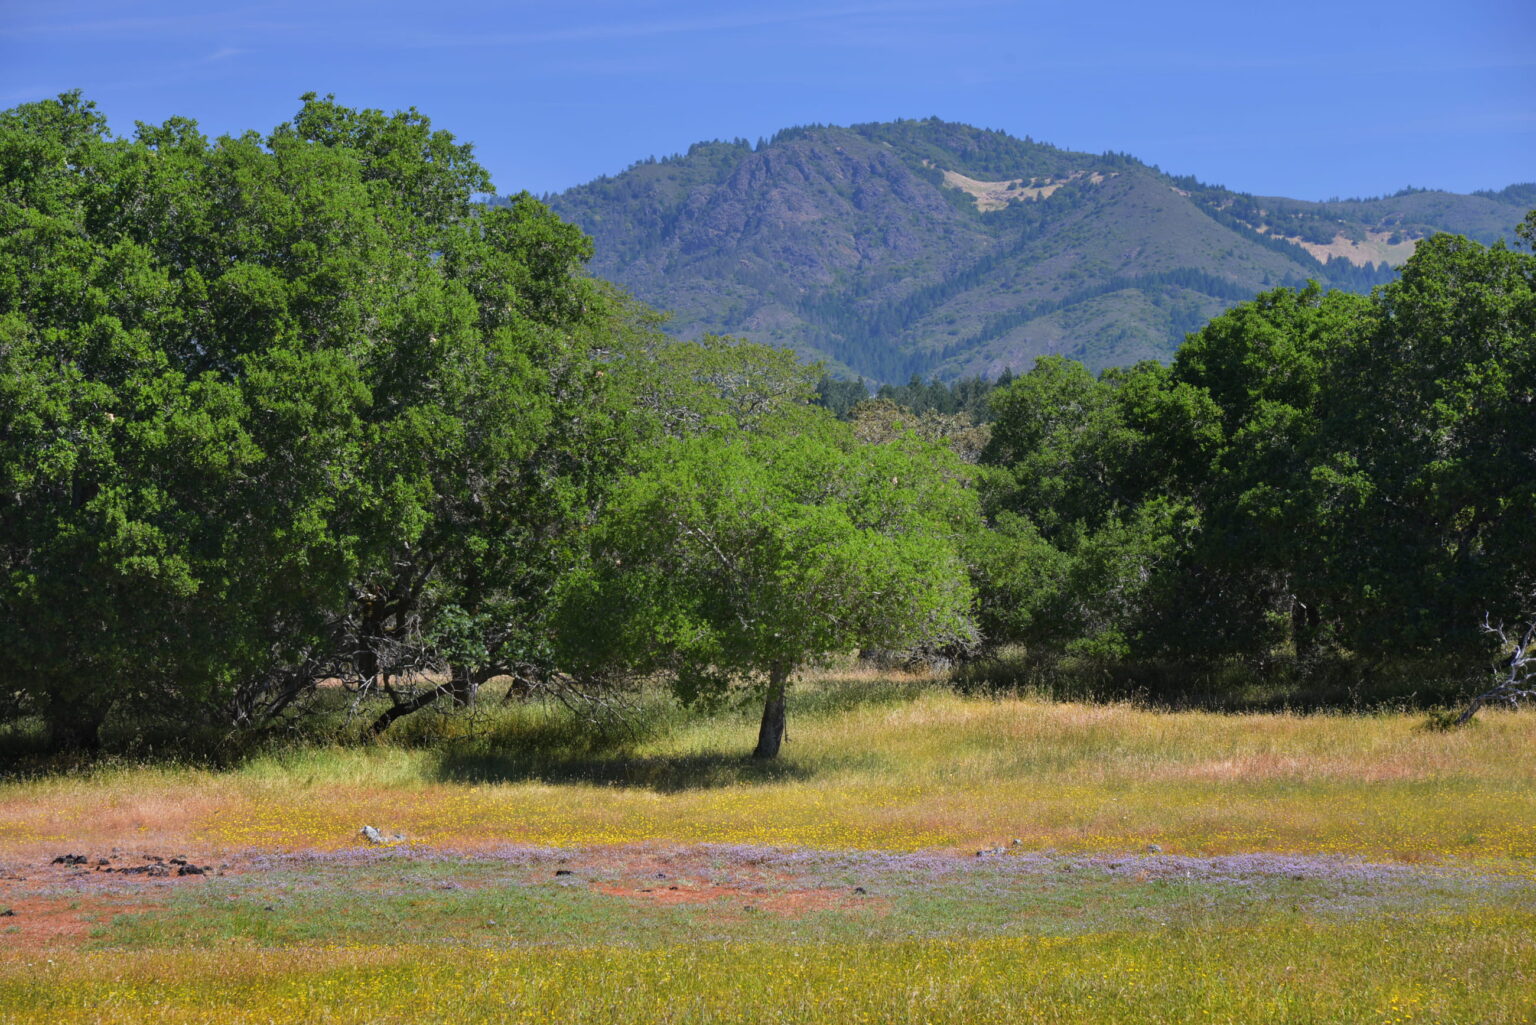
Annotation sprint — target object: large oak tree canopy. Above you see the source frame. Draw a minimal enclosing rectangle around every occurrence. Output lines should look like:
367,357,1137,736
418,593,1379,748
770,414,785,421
0,92,629,747
973,230,1536,668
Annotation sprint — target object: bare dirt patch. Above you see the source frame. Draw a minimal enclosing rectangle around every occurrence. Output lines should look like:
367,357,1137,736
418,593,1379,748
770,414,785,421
0,894,167,951
535,844,884,917
941,169,1113,211
0,840,1507,954
1256,226,1420,267
0,849,242,950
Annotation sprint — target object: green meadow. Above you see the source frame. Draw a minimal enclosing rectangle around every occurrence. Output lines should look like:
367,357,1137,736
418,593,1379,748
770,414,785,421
3,673,1534,1023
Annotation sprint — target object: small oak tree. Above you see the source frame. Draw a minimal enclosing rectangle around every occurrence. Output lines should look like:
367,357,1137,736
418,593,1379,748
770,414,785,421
558,422,978,758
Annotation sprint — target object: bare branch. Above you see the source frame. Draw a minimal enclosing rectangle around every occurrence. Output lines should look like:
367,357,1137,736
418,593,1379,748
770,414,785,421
1457,608,1536,724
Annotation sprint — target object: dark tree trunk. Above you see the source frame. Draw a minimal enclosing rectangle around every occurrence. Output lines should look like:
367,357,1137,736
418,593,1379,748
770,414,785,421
500,670,537,704
367,667,495,735
46,699,105,753
447,665,496,707
447,665,477,707
367,683,452,736
1292,596,1322,659
753,667,790,759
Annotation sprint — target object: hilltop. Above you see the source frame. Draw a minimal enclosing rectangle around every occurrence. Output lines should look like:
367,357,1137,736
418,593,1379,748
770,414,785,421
546,119,1532,381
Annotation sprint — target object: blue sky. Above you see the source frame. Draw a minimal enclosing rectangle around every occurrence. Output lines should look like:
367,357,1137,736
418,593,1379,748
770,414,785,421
3,0,1532,200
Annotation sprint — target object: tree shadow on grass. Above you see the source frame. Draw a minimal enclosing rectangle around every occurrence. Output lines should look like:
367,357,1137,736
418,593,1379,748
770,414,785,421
426,672,922,791
953,653,1478,714
417,701,813,791
432,747,815,791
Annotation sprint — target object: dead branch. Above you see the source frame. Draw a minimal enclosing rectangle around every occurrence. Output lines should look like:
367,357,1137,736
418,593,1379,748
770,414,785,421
1457,611,1536,724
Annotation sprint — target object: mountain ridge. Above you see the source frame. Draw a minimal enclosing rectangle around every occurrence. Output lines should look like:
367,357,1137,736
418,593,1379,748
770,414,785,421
544,119,1531,382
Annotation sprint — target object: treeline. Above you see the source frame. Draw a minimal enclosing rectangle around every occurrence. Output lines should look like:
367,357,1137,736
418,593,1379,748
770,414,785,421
816,374,1003,421
0,94,977,757
972,228,1536,668
825,218,1536,674
3,93,1533,757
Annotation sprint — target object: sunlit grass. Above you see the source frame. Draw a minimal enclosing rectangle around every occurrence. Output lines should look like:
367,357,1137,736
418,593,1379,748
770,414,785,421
3,674,1533,864
5,673,1534,1022
3,913,1533,1024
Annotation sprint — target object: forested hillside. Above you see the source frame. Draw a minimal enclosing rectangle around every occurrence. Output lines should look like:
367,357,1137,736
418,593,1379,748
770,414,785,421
548,120,1532,382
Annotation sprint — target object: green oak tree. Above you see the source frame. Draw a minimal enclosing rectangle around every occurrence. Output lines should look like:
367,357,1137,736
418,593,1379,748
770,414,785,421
557,422,978,758
1151,284,1375,659
979,245,1531,670
1315,229,1536,659
975,357,1190,658
0,92,640,746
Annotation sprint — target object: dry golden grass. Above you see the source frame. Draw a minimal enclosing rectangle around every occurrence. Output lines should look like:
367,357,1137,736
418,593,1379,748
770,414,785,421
1254,225,1420,268
3,682,1533,865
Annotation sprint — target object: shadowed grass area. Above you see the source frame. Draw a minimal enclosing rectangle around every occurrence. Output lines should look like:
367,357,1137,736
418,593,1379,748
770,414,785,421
952,651,1480,713
433,748,820,790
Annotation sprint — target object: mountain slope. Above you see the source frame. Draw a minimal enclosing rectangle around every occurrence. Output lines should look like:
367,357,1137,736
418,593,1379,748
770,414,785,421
547,119,1532,381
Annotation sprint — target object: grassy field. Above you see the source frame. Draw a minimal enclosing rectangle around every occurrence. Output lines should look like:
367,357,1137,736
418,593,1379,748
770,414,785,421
3,672,1535,1022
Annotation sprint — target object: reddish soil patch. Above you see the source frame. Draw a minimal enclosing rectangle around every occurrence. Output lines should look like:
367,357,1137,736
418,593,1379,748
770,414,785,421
0,850,234,951
572,845,800,887
526,843,890,918
0,894,163,951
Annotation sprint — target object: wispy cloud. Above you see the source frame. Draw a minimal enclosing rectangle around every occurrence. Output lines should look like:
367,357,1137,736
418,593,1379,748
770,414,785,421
196,46,247,64
0,8,290,40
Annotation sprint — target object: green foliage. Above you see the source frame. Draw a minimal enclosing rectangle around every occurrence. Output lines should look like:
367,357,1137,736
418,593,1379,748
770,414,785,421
1316,231,1536,657
1143,285,1375,657
812,374,870,418
846,399,990,465
4,89,1528,752
556,422,978,726
620,333,822,440
974,221,1536,674
975,358,1193,656
0,92,635,747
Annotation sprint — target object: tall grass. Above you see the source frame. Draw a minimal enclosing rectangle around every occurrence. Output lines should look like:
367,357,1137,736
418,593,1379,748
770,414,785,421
2,670,1532,863
4,915,1534,1024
